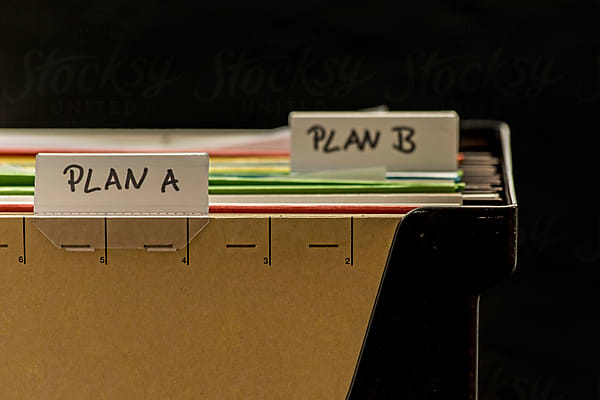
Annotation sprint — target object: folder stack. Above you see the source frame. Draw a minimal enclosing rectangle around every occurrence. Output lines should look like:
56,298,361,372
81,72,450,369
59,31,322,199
0,124,487,212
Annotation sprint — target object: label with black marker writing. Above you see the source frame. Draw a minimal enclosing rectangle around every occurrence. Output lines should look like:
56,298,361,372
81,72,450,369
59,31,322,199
290,111,458,172
34,153,209,215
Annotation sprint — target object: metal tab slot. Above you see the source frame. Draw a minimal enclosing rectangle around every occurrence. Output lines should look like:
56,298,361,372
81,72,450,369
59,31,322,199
308,244,339,248
0,244,8,248
226,244,256,248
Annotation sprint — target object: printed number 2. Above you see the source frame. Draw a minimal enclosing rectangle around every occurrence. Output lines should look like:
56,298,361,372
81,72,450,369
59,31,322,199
345,257,351,265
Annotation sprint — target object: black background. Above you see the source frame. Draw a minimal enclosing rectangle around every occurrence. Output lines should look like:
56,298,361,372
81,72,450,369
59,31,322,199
1,2,598,398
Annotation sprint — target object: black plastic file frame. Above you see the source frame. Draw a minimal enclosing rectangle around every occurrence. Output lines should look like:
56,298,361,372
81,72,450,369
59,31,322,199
346,120,518,399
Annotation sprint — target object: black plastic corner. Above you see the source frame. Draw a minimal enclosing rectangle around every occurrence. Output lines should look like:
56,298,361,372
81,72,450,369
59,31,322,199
346,119,518,399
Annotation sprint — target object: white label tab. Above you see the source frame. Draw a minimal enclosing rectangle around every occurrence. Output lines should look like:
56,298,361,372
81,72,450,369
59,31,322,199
290,111,458,172
34,153,209,215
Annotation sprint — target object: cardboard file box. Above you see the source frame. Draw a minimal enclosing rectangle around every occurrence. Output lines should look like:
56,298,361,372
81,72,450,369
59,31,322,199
0,120,517,399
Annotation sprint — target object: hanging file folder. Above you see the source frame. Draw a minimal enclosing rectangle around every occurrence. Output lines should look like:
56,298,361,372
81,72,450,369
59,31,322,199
0,116,516,399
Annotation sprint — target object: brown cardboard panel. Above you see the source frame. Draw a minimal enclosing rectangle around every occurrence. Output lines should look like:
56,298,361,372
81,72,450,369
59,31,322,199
0,215,401,399
0,217,25,263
